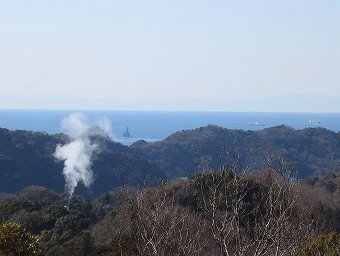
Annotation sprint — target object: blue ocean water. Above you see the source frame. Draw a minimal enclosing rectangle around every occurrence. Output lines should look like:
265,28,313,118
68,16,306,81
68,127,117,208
0,110,339,145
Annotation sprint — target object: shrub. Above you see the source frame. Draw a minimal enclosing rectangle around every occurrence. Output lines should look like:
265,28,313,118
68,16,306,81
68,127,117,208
0,222,43,255
296,232,340,256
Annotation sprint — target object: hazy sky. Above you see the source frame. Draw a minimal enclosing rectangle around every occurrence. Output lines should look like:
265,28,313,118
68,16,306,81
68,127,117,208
0,0,339,111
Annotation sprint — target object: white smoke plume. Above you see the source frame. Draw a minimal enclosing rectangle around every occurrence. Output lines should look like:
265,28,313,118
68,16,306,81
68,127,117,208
95,115,115,140
54,112,112,198
61,112,89,137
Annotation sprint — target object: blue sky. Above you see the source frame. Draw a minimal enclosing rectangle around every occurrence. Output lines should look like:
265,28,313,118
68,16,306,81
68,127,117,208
0,0,339,111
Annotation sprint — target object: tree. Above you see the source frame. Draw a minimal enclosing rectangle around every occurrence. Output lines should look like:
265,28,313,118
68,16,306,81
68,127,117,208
0,222,43,256
194,153,313,256
127,187,207,256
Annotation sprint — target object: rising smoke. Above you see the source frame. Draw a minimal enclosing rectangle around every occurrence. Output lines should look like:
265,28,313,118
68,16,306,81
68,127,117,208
54,112,113,198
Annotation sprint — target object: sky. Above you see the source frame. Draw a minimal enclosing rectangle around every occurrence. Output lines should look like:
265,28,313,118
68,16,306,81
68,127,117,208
0,0,339,112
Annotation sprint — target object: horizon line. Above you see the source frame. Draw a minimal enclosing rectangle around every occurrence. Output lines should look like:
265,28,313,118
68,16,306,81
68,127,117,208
0,108,339,114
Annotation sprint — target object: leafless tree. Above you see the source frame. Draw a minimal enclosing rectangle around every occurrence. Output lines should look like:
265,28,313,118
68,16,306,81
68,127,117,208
127,186,207,256
195,152,313,256
122,149,315,256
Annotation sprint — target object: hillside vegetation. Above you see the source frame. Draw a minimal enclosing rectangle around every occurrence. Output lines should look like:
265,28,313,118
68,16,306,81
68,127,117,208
0,128,166,198
1,125,340,198
131,125,340,177
1,123,340,255
0,170,339,255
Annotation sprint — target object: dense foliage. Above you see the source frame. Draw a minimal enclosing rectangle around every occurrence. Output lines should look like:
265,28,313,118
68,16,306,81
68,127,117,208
0,186,129,255
295,232,340,256
0,172,339,255
0,222,43,255
1,125,340,198
0,128,166,198
132,125,340,177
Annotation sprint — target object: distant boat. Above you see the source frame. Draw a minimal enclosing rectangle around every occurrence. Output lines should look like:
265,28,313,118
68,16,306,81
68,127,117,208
309,120,321,124
122,127,131,138
248,121,265,127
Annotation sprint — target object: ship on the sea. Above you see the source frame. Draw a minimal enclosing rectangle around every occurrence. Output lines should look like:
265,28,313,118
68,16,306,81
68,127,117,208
309,120,321,124
122,127,131,138
248,121,265,127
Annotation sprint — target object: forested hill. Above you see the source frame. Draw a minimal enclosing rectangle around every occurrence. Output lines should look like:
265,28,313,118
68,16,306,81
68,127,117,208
0,173,339,255
0,128,166,198
131,125,340,177
1,125,340,197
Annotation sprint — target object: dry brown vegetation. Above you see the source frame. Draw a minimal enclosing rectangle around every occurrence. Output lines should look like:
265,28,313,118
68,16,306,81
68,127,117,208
100,149,339,256
1,155,340,255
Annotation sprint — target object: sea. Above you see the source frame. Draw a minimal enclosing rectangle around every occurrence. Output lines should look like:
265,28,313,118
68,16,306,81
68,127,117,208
0,110,339,145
